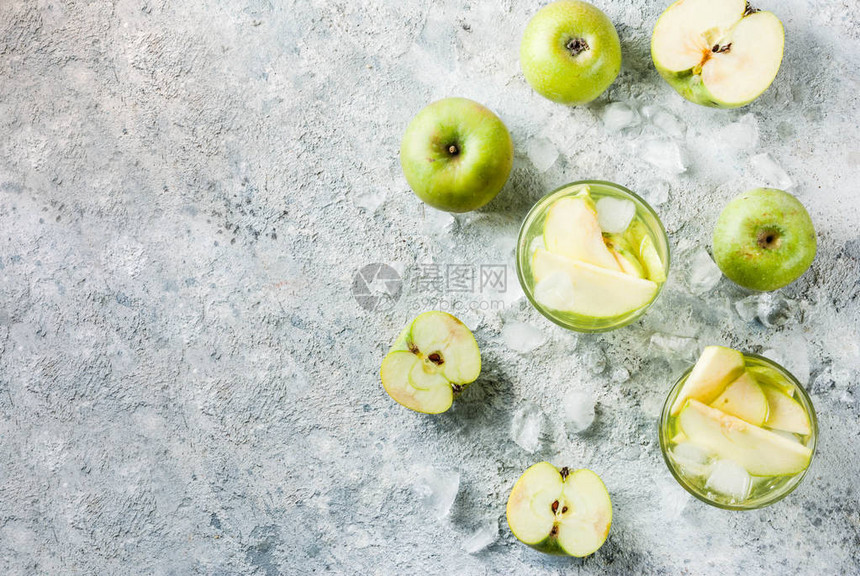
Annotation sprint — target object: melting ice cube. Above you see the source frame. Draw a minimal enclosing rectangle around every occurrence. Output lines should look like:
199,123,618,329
705,460,751,500
602,102,640,132
501,321,546,354
687,248,722,295
534,271,576,312
596,197,636,234
414,467,460,519
750,153,793,189
640,139,687,175
462,518,498,554
563,390,596,433
511,402,544,453
526,137,559,173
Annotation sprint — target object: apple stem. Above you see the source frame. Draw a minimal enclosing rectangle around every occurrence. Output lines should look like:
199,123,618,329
758,230,781,250
559,466,570,480
447,144,459,156
743,2,760,16
565,38,589,57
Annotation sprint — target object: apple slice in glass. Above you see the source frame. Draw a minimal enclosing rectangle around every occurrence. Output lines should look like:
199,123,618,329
506,462,612,557
380,311,481,414
709,371,768,426
670,345,745,415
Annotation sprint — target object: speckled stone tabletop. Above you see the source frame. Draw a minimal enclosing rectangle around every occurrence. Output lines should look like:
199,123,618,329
0,1,858,574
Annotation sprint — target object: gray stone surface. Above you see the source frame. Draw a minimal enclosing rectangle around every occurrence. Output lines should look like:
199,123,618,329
0,0,858,574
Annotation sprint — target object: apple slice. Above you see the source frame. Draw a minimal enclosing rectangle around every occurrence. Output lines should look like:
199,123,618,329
761,384,811,435
748,365,794,396
670,346,745,415
625,221,666,282
709,371,768,426
532,249,658,318
678,400,812,476
380,311,480,414
506,462,612,557
604,234,645,278
543,193,623,272
651,0,784,108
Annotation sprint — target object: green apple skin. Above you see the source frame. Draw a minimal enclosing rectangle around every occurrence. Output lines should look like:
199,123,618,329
712,188,816,291
400,98,513,213
520,1,621,105
652,68,728,108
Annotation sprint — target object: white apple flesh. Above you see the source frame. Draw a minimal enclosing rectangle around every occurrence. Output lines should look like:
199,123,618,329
506,462,612,557
670,345,746,415
380,311,481,414
651,0,784,108
709,371,768,426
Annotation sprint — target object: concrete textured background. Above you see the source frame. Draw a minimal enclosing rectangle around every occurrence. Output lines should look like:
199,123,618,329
1,0,859,574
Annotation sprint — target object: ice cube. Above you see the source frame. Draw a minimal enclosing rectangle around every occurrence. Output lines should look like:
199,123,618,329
462,518,498,554
602,102,640,132
501,321,546,354
650,333,698,360
719,114,759,151
657,480,691,519
562,390,595,433
780,335,810,386
756,293,796,328
511,402,544,453
596,197,636,233
672,442,712,466
651,109,686,139
734,294,759,323
423,206,457,236
534,271,576,312
687,248,722,295
750,153,793,189
705,460,751,500
644,180,670,206
353,188,386,212
526,137,559,173
581,348,606,373
528,234,546,255
610,366,630,383
414,467,460,519
640,139,687,175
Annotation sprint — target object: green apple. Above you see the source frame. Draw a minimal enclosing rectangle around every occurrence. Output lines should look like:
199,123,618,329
678,399,811,476
520,0,622,105
761,384,811,435
670,345,745,415
532,248,658,318
543,193,622,272
712,188,816,291
506,462,612,557
651,0,784,108
709,371,767,426
400,98,513,213
380,311,480,414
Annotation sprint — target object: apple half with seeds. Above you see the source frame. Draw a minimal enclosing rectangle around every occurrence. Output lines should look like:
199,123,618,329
651,0,784,108
506,462,612,557
380,311,481,414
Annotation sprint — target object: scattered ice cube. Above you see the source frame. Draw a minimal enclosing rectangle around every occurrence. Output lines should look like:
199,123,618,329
462,518,498,554
735,293,796,327
643,180,670,206
596,197,636,233
651,109,686,139
719,114,759,151
687,248,722,295
640,139,687,175
526,137,559,173
750,153,793,189
534,271,576,312
353,188,386,212
502,321,546,354
780,335,810,386
610,366,630,382
511,402,544,453
581,348,606,373
650,333,698,360
657,479,691,519
414,467,460,519
602,102,640,132
563,389,595,433
705,460,751,500
422,206,457,236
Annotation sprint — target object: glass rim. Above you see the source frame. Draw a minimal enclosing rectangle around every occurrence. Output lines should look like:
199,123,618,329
658,352,819,511
515,180,671,333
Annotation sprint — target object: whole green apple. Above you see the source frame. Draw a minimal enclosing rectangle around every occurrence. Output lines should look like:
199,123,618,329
712,188,816,291
520,0,621,105
400,98,513,213
651,0,784,108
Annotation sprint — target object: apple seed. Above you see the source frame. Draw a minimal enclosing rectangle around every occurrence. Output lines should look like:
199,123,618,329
551,500,559,513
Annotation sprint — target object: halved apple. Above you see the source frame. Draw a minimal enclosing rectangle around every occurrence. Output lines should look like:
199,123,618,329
678,399,812,476
506,462,612,557
709,371,768,426
670,346,745,415
380,311,481,414
761,384,811,435
543,192,623,272
651,0,784,108
532,249,658,318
